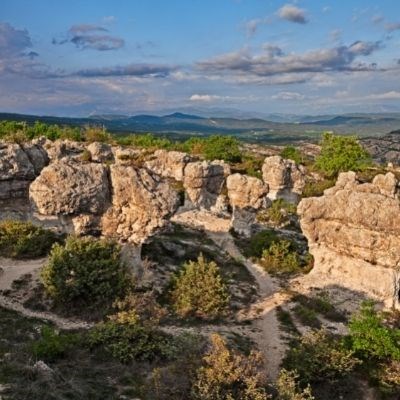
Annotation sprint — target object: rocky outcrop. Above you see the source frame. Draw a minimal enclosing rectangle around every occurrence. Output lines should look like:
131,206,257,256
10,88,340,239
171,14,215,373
262,155,305,203
101,165,179,244
183,160,230,211
87,142,114,163
361,131,400,165
298,171,400,309
0,142,48,200
44,139,84,161
227,173,269,236
145,149,192,181
29,161,110,216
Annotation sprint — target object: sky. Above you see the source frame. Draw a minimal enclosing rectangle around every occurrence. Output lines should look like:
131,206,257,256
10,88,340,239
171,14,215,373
0,0,400,117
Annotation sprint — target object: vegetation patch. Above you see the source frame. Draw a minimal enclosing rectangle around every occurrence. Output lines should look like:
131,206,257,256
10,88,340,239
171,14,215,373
257,198,297,226
0,220,60,259
169,254,230,320
41,236,133,316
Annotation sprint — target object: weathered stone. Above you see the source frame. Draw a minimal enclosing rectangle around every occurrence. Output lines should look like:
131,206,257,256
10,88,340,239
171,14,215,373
298,172,400,308
101,165,179,244
29,160,110,215
227,173,268,209
183,160,230,210
87,142,114,163
262,155,305,203
44,139,84,161
145,149,192,181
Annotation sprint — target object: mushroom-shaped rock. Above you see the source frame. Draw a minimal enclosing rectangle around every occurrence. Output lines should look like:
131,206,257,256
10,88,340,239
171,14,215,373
262,155,305,203
101,165,180,244
183,160,230,210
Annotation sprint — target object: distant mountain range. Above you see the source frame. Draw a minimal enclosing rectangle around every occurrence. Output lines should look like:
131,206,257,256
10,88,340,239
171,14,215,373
1,111,400,144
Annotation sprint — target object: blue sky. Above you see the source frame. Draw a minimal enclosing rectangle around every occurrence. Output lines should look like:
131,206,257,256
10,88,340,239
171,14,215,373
0,0,399,116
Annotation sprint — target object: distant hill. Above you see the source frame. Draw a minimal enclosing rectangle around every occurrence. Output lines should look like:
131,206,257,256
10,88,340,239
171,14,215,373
1,111,400,144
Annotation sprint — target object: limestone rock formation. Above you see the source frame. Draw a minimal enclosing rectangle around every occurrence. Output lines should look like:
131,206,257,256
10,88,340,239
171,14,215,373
298,171,400,309
0,142,48,200
101,165,180,244
145,149,192,181
227,173,270,236
87,142,114,163
29,160,110,215
262,155,305,203
43,139,85,161
183,160,230,210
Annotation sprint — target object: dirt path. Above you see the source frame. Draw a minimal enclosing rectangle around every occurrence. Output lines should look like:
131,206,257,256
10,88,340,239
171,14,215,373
0,257,92,330
207,231,289,381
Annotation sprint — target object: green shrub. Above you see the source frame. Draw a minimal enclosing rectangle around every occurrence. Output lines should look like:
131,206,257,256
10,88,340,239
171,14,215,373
169,254,230,320
118,133,173,149
88,321,173,363
314,133,371,178
237,230,279,259
31,326,79,362
41,236,132,311
348,301,400,361
0,220,59,259
192,333,268,400
276,369,314,400
257,199,297,226
280,146,304,165
260,239,301,275
83,126,113,143
292,305,321,329
283,329,360,384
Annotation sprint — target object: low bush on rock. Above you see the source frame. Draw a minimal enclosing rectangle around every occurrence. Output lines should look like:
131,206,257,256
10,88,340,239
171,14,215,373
257,199,297,226
280,146,305,165
0,220,59,259
169,254,230,320
41,236,133,312
235,229,279,259
275,369,314,400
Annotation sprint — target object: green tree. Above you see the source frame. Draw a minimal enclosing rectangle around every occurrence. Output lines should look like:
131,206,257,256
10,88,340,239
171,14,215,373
170,254,230,320
315,133,371,177
280,146,304,165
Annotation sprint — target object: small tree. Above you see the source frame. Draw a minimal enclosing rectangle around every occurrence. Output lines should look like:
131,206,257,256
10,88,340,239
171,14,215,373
315,133,371,177
41,236,132,310
192,333,269,400
170,254,230,320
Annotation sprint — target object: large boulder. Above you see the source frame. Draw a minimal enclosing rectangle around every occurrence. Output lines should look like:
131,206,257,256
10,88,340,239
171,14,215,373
145,149,192,181
262,155,305,203
183,160,230,210
87,142,114,163
0,142,48,200
298,172,400,309
101,165,180,244
29,160,110,215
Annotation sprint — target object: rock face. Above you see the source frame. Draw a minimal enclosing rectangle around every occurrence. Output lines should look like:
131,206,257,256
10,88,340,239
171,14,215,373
0,142,48,200
262,155,305,203
87,142,114,163
183,160,230,210
298,171,400,309
361,130,400,165
145,149,192,181
29,161,110,215
227,173,269,236
101,165,180,244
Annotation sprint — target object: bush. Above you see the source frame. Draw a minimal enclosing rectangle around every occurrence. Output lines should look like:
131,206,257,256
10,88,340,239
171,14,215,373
283,330,360,384
314,133,371,178
0,220,59,259
236,230,279,259
83,126,113,143
169,254,230,320
192,333,268,400
88,321,173,363
260,239,302,275
41,236,132,311
280,146,304,165
257,199,297,226
276,369,314,400
31,326,79,362
118,133,173,149
348,301,400,361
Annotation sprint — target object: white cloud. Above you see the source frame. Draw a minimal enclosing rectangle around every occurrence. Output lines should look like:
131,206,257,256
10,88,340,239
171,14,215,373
277,4,308,24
